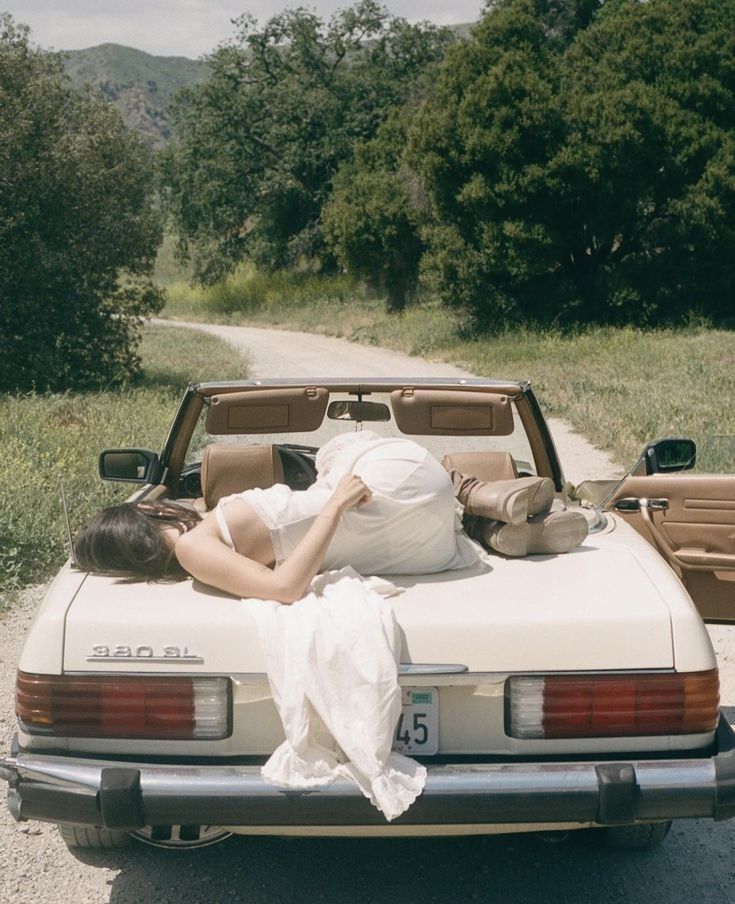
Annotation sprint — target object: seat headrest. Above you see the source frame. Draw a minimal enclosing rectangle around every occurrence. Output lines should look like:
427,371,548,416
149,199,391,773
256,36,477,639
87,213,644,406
441,451,518,482
201,443,285,508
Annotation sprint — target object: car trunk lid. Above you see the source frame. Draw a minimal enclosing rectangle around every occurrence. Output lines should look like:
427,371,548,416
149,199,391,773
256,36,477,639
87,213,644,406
63,531,674,673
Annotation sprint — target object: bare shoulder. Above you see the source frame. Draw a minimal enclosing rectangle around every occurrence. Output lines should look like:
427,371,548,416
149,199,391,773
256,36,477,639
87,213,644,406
214,497,261,528
182,498,274,566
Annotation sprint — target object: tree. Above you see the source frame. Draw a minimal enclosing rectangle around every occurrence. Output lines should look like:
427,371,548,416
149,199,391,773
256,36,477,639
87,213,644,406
411,0,735,326
322,109,427,312
164,1,451,283
0,16,163,392
410,1,567,323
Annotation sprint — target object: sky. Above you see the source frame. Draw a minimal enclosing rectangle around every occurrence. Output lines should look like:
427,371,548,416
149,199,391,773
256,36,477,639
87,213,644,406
5,1,486,59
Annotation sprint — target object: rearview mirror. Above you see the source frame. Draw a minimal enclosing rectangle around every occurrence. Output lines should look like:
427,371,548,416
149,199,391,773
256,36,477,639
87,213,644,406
327,400,391,422
99,449,162,483
637,438,697,475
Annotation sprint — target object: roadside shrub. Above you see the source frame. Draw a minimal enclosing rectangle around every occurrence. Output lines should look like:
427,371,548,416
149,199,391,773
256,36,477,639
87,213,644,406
165,266,360,318
0,16,163,392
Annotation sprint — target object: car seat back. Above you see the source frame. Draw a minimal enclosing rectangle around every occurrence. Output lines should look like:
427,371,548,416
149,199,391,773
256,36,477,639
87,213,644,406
441,451,518,482
201,443,285,508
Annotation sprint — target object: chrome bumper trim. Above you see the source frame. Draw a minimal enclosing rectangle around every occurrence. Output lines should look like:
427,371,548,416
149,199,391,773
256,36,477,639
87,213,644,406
3,733,735,829
3,716,734,829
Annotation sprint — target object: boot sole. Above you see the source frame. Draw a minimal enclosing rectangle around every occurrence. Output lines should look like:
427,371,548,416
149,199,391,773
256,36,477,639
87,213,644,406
526,511,589,555
483,511,588,557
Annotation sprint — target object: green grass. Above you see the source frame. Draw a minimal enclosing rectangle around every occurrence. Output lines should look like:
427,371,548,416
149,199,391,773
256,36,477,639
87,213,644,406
164,261,361,321
163,269,735,474
0,323,248,604
452,324,735,471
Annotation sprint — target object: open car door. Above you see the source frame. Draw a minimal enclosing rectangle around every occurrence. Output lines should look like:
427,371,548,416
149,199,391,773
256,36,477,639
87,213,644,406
608,463,735,623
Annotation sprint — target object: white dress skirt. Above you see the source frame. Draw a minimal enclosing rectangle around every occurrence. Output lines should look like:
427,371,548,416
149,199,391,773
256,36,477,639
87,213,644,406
215,429,481,575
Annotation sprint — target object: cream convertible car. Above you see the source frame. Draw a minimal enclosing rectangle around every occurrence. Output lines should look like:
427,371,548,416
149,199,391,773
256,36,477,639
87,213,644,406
2,378,735,851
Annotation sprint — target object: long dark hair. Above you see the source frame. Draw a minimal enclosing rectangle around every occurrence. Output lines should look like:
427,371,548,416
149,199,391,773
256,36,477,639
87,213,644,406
74,500,201,581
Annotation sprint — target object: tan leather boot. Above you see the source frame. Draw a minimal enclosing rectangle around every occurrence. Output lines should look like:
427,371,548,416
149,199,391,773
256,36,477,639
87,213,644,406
450,472,555,525
480,510,589,557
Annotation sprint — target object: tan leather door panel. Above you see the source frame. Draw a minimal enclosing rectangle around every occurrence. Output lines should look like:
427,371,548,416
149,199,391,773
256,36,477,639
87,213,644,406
608,474,735,622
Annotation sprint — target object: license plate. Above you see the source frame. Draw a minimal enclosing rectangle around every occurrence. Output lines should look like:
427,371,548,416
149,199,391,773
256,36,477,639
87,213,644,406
393,686,439,755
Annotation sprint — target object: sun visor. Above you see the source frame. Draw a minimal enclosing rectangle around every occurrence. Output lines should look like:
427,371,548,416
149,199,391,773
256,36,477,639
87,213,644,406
205,388,329,434
390,388,514,436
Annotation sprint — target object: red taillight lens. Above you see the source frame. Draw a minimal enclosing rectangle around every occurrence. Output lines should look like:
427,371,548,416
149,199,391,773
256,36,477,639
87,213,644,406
16,672,230,740
508,669,719,739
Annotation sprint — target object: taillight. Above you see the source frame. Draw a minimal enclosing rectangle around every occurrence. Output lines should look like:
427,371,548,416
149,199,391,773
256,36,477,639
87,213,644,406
507,669,719,739
16,672,230,740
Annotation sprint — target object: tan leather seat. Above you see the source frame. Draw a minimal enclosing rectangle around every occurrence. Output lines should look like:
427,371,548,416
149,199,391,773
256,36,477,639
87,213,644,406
201,443,285,509
441,451,518,482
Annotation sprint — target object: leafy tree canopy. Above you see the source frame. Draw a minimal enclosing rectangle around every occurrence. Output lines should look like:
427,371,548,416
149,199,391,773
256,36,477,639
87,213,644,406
0,16,163,391
411,0,735,326
322,107,428,312
164,0,452,283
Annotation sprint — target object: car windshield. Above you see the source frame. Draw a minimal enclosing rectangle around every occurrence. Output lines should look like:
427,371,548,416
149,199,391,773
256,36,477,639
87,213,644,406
184,390,539,476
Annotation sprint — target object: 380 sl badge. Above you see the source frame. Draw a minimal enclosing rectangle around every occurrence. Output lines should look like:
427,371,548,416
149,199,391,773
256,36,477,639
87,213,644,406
87,644,204,663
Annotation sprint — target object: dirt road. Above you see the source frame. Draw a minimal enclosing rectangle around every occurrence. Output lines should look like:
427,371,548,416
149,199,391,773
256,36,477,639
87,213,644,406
2,321,735,904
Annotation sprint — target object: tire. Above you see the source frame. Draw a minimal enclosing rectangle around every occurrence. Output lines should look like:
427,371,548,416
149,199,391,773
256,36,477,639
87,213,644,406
602,820,672,849
58,824,132,850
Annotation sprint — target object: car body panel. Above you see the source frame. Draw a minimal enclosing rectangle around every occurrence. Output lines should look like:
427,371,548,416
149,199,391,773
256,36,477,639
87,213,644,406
16,566,88,675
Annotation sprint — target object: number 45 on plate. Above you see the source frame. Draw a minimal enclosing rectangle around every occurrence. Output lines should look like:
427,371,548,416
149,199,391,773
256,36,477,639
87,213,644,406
393,687,439,755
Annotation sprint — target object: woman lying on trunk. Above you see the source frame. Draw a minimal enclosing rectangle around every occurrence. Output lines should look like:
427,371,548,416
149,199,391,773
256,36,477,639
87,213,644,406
74,431,588,603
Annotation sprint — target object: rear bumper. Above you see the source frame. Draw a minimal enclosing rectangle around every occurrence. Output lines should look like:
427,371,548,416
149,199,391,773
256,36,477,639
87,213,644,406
3,716,735,830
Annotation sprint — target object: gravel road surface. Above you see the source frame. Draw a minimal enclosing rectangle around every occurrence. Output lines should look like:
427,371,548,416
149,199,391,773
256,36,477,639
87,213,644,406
2,321,734,903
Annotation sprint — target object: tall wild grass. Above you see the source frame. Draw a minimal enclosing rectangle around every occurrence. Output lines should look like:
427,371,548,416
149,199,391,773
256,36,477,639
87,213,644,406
0,324,247,602
165,262,360,320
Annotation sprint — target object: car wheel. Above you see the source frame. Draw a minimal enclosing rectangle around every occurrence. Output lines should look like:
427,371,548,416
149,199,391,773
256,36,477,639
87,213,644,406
602,820,672,849
58,823,132,850
132,824,232,848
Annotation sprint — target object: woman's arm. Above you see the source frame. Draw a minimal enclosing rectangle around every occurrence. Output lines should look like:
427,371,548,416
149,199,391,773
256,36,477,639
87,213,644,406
174,474,371,604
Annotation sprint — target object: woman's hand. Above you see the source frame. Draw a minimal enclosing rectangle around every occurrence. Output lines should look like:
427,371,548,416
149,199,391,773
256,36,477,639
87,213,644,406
328,474,372,514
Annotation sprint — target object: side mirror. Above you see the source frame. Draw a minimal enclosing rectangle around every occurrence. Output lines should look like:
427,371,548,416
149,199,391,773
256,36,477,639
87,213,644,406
636,438,696,475
99,449,162,483
327,400,391,422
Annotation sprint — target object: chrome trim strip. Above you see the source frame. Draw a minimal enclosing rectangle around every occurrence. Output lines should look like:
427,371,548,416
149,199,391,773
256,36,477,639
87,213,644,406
398,664,468,675
81,662,469,674
62,667,675,683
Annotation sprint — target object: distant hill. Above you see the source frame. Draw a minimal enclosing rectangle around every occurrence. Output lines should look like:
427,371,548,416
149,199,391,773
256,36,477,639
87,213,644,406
59,43,210,147
58,28,474,148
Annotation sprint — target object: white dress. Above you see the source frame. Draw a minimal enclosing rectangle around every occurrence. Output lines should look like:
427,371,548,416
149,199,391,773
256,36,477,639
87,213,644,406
215,430,481,575
217,432,485,820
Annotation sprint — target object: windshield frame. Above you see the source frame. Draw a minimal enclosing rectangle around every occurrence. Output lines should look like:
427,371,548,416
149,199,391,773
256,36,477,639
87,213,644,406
158,378,565,494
